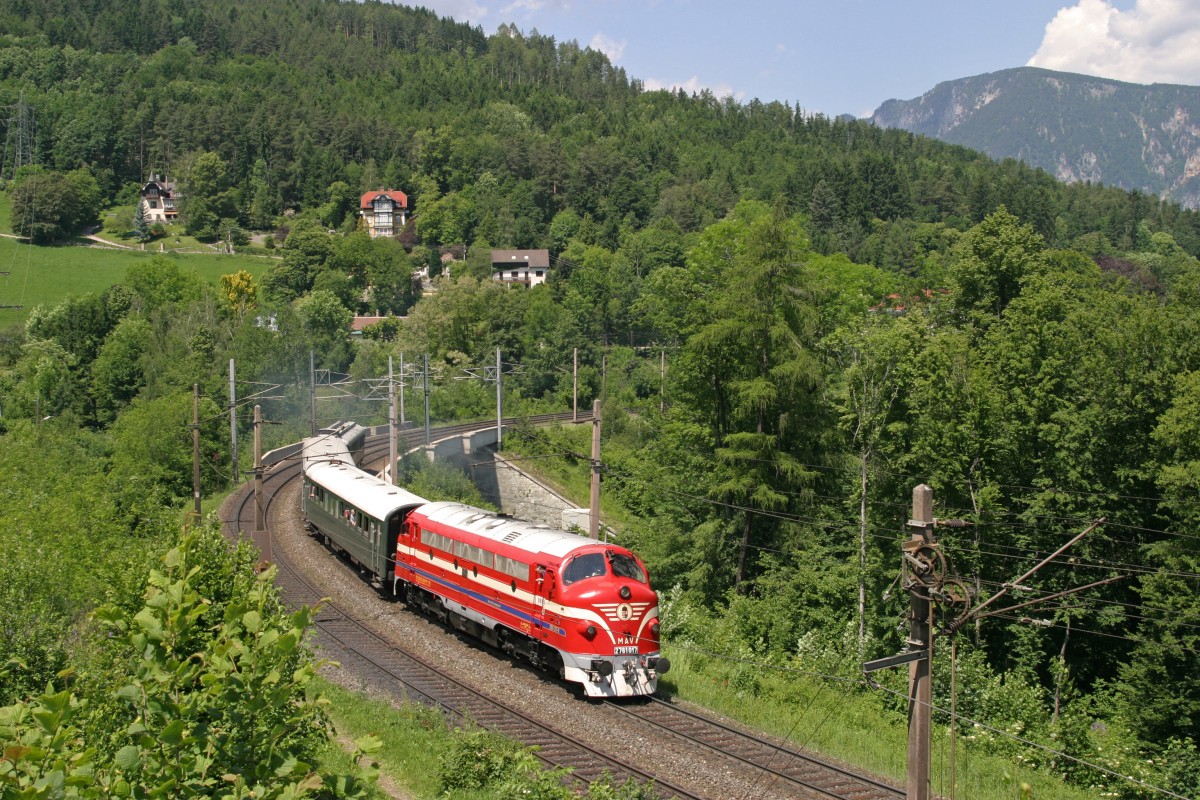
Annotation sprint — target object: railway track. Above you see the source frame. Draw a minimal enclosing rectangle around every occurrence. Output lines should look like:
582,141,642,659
605,698,903,800
223,415,904,799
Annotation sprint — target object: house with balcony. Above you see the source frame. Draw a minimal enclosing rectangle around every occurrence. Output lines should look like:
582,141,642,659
491,249,550,287
140,175,180,223
360,189,408,238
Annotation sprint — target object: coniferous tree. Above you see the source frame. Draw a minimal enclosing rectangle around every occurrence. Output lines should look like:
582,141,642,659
132,198,149,242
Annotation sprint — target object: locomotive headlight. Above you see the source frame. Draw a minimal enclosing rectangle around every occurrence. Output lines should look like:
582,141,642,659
619,585,632,600
582,624,598,640
650,622,661,639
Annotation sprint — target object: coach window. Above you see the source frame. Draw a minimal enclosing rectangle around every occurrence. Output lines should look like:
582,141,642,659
562,552,606,585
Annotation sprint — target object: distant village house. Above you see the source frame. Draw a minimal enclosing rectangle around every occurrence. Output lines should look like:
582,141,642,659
140,175,179,223
360,189,408,238
492,249,550,287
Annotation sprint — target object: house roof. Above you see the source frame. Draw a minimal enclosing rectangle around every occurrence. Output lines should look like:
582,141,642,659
140,178,177,196
351,315,395,332
491,249,550,269
360,189,408,209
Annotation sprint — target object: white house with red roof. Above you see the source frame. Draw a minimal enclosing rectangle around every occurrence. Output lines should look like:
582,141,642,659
359,189,408,238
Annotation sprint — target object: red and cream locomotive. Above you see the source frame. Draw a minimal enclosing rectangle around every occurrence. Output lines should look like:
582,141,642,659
300,424,669,698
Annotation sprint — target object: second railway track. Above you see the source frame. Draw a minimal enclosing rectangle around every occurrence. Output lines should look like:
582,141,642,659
223,417,904,800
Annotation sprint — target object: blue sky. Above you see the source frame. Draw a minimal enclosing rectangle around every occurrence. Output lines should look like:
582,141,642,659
411,0,1200,117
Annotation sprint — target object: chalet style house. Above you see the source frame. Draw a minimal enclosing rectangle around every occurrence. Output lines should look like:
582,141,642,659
140,175,180,223
491,249,550,287
360,189,408,238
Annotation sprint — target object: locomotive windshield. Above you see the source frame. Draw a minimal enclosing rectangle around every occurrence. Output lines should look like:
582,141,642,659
562,552,606,585
608,551,648,584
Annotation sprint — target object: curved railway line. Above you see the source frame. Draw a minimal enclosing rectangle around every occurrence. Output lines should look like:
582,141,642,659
222,416,904,800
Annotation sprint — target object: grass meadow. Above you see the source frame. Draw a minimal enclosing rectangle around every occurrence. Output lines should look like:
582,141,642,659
0,234,273,328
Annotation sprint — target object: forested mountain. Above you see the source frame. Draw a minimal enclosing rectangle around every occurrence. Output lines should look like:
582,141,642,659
5,2,1200,798
871,67,1200,209
0,0,1198,262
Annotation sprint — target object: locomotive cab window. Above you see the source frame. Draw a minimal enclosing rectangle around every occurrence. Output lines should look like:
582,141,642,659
608,551,648,584
562,552,607,585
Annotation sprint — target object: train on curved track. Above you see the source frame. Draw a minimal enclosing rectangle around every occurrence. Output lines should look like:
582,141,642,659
299,422,670,697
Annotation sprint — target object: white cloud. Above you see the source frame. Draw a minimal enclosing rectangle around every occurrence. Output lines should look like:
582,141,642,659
643,75,744,101
589,33,625,61
499,0,553,14
1027,0,1200,85
412,0,491,26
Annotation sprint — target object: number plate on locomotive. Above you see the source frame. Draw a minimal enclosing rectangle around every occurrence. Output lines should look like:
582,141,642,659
614,646,639,655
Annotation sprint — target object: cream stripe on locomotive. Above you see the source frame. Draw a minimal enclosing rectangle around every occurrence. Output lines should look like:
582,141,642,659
398,543,659,646
593,602,651,623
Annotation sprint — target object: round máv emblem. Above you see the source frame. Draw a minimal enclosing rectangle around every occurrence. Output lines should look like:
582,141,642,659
616,603,633,621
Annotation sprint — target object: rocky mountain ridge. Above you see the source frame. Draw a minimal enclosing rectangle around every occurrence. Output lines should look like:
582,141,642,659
870,67,1200,208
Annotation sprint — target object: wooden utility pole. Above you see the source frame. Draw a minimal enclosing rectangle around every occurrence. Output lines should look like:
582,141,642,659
589,399,601,539
253,405,265,534
572,347,578,423
229,359,238,488
601,353,607,404
389,356,398,486
496,347,503,450
399,352,406,425
192,384,202,516
907,484,934,800
309,350,317,436
423,353,431,446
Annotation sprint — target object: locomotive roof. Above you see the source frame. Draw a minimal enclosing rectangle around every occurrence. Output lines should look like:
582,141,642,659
416,501,603,559
302,435,427,520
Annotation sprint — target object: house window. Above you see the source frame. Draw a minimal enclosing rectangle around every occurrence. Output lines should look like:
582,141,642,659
148,200,158,209
535,270,544,277
511,271,519,277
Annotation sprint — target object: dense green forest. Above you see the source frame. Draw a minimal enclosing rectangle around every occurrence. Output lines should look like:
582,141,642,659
3,0,1200,797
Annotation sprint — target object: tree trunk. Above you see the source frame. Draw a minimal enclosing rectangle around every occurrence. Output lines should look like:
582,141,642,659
736,512,752,592
1053,617,1071,725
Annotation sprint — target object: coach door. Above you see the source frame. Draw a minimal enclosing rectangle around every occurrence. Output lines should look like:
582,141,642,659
382,513,402,580
534,564,556,609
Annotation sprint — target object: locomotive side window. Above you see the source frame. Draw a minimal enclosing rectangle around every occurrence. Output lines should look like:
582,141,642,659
608,552,648,584
420,529,454,554
562,553,606,585
494,554,529,580
453,541,494,569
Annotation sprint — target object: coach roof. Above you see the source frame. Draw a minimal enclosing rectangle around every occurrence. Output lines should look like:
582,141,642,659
306,460,428,520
